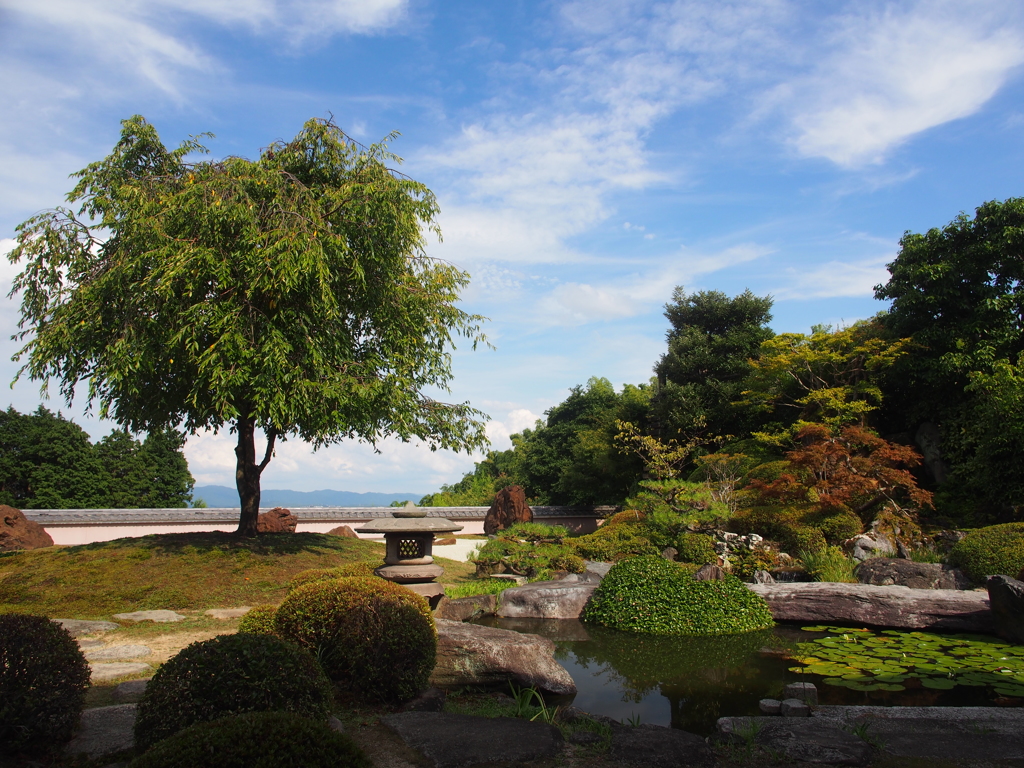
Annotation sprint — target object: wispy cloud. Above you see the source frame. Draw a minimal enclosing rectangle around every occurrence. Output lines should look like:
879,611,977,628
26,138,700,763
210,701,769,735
771,255,892,300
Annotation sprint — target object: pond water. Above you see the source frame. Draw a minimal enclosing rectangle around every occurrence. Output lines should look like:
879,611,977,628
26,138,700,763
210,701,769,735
476,617,1024,736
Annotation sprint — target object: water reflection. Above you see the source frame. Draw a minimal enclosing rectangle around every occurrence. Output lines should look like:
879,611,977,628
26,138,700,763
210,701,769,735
476,616,799,734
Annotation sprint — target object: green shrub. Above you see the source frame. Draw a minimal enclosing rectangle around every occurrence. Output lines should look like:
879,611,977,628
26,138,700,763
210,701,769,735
237,604,278,635
288,562,376,591
675,533,717,565
133,633,331,752
499,522,570,542
799,546,857,583
550,553,586,573
567,523,657,562
730,505,827,553
275,576,436,703
443,579,518,599
949,523,1024,583
0,614,91,756
581,555,774,635
129,711,371,768
809,507,863,544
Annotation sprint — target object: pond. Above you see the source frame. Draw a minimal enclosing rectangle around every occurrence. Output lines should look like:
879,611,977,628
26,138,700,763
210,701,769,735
476,617,1024,736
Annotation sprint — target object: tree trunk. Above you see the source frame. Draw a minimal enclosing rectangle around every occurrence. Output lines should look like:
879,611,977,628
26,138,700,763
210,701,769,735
234,413,277,537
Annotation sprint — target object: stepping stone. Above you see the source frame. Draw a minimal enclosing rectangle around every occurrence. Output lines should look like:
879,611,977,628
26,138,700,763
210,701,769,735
86,644,151,661
90,662,153,683
113,678,151,703
56,618,119,637
64,703,137,759
381,712,562,768
78,639,106,649
608,723,715,767
112,610,186,623
205,607,251,619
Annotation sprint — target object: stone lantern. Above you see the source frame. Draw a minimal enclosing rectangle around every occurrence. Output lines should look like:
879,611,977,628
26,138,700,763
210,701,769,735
355,503,462,604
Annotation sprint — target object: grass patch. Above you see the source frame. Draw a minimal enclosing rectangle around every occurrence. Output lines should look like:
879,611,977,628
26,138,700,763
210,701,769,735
443,578,518,600
0,531,472,619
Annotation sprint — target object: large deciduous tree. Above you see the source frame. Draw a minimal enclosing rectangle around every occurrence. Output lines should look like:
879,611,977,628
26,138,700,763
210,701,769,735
653,288,774,440
875,199,1024,516
9,116,488,535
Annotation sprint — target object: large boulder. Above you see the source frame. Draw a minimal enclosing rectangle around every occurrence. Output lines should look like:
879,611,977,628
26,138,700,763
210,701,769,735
256,506,298,533
856,558,970,590
496,578,598,620
846,531,895,562
748,582,994,632
433,594,498,622
326,525,359,538
986,575,1024,643
483,486,532,535
608,722,714,767
430,619,576,696
0,505,53,551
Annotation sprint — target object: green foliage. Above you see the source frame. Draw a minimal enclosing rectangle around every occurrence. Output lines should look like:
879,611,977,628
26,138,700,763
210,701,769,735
8,115,487,534
876,199,1024,515
741,319,908,438
626,480,730,548
237,604,278,635
729,506,826,554
581,555,774,635
503,377,651,505
792,626,1024,698
948,523,1024,582
288,562,377,591
133,633,332,752
274,576,436,702
0,614,91,756
0,406,195,509
675,533,717,565
567,520,657,562
653,287,774,439
798,546,857,582
470,523,582,579
419,449,516,506
129,711,371,768
806,506,864,544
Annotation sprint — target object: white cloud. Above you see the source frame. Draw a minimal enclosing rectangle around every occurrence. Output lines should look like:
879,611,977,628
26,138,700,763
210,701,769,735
782,1,1024,166
2,0,409,95
484,408,541,450
771,255,892,300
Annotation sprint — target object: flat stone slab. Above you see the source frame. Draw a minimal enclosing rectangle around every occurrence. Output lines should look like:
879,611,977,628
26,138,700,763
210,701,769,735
86,644,151,661
112,610,186,623
812,705,1024,761
497,580,598,619
113,678,151,702
89,662,153,682
718,716,875,765
608,722,715,767
56,618,119,637
381,712,562,768
748,582,994,631
64,703,137,759
204,607,251,619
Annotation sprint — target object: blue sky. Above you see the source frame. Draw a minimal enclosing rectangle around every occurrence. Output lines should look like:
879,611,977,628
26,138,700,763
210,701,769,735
2,0,1024,497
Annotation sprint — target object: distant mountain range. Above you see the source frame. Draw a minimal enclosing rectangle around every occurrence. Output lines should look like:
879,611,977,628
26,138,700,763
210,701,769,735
192,485,425,508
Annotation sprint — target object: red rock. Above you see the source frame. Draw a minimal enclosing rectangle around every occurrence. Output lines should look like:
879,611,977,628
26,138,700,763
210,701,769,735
483,486,532,536
256,507,297,533
0,505,53,551
327,525,359,538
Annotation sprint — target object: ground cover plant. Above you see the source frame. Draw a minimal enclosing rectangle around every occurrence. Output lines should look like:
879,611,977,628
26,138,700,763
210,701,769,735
790,625,1024,697
0,531,474,618
581,555,774,635
948,523,1024,583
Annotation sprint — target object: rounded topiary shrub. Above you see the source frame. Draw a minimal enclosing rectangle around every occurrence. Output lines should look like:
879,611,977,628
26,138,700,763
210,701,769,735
275,576,436,703
949,523,1024,583
133,633,332,752
581,555,774,635
237,604,278,635
288,563,376,591
129,711,371,768
0,614,91,756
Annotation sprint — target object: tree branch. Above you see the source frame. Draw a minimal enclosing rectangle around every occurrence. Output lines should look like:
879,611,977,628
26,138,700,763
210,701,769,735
258,428,277,474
